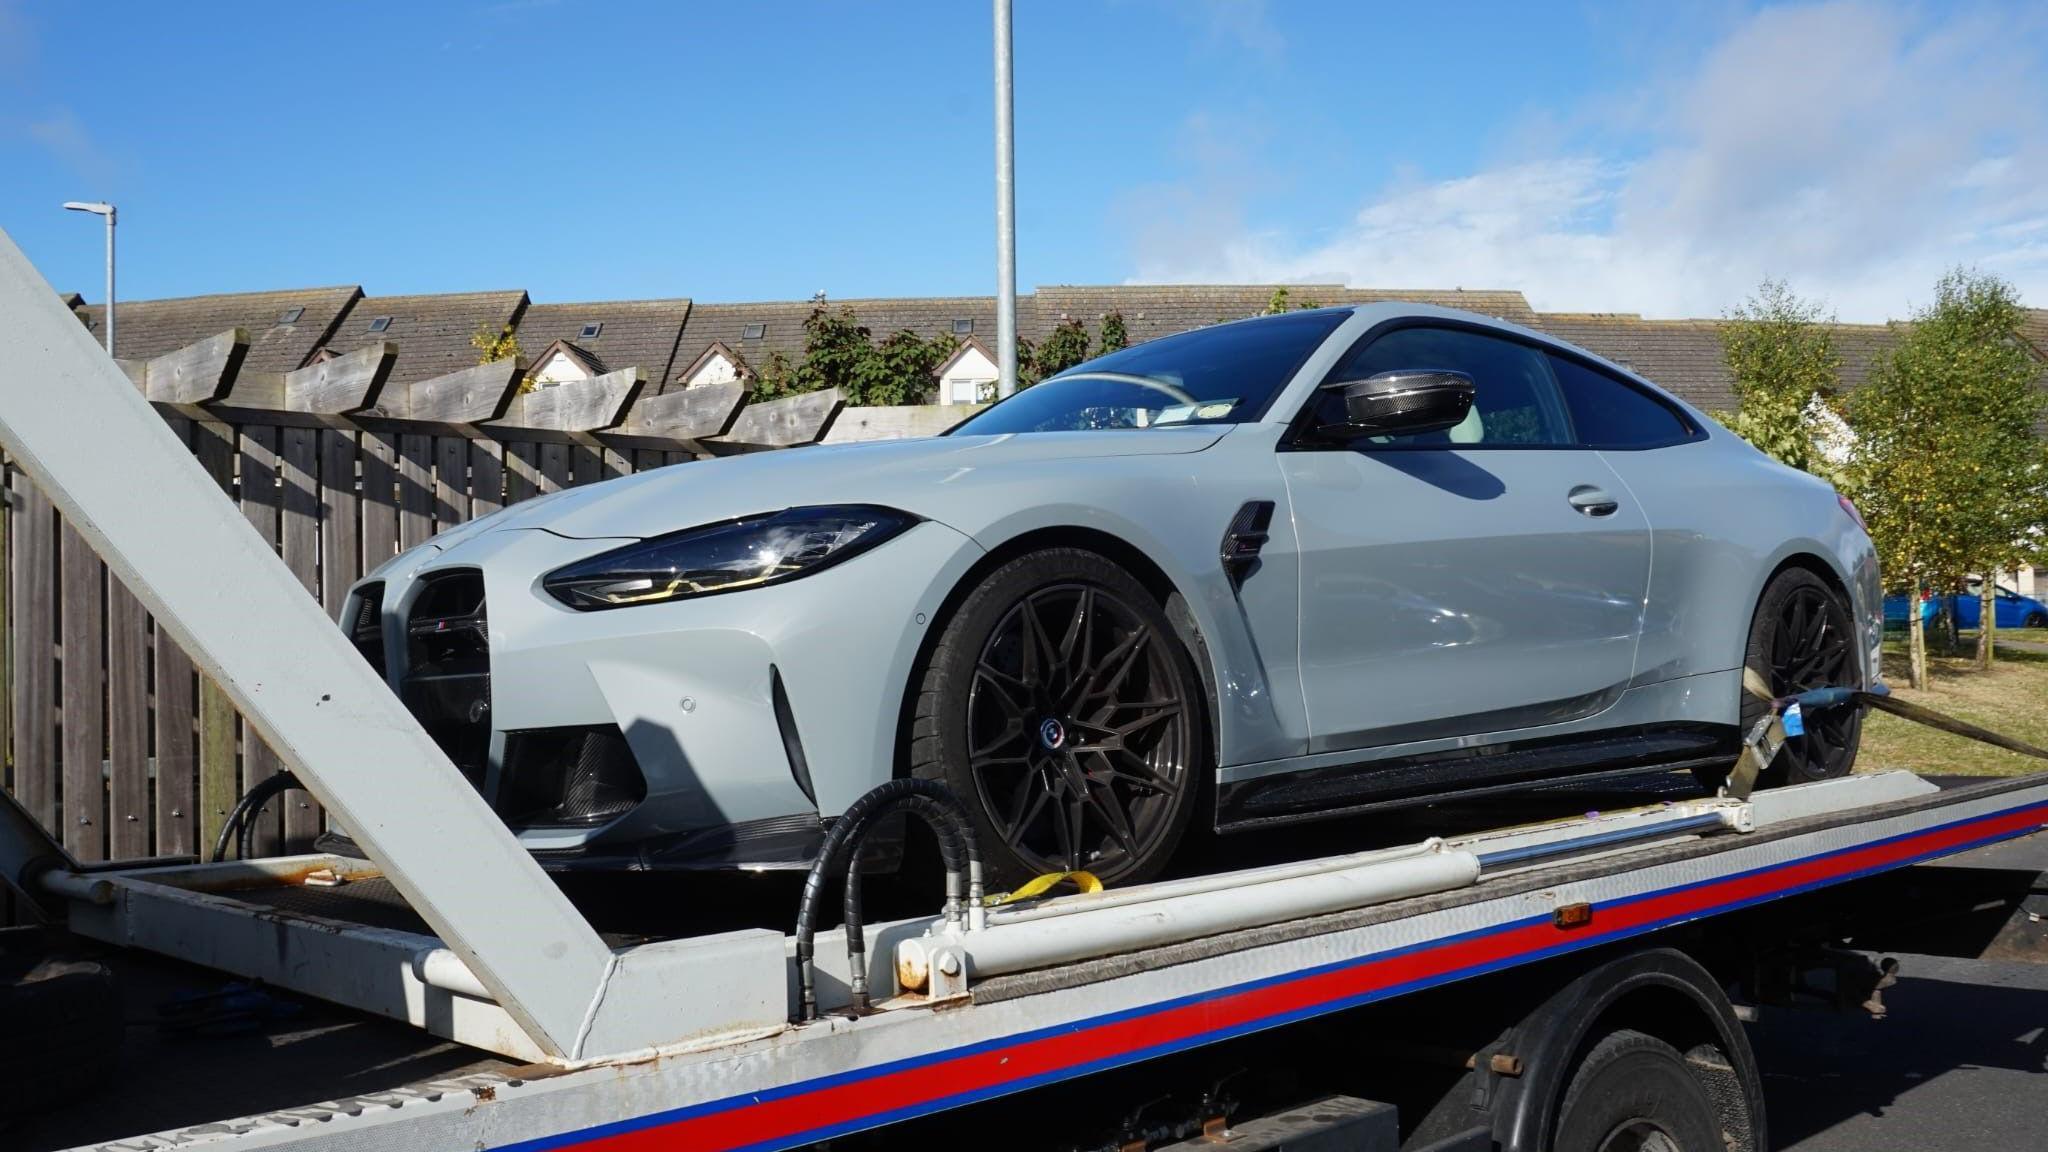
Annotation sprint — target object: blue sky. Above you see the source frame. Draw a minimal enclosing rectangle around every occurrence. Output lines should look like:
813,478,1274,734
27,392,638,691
2,1,2044,320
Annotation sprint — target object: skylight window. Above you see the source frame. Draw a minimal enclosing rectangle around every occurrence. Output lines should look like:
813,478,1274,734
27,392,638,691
367,316,392,333
952,318,974,335
580,322,603,340
742,323,766,340
278,306,304,324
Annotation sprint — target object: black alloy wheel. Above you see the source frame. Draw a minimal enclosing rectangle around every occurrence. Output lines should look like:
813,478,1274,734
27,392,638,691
2025,611,2047,630
1742,568,1861,786
910,548,1204,887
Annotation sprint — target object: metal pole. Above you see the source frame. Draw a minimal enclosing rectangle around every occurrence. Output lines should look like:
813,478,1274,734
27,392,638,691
993,0,1017,398
103,206,116,356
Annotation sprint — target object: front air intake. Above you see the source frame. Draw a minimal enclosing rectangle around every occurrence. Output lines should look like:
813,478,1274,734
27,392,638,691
347,582,386,671
399,570,492,789
499,725,647,828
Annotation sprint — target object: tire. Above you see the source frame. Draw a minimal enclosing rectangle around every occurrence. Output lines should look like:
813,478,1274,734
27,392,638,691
1552,1030,1724,1152
2025,612,2047,630
908,547,1207,889
0,958,120,1119
1737,567,1862,787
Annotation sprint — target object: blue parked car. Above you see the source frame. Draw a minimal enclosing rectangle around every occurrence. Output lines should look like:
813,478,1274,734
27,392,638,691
1884,581,2048,629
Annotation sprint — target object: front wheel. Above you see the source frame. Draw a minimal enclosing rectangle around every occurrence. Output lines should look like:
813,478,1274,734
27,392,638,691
1552,1030,1726,1152
2025,611,2048,630
907,548,1206,888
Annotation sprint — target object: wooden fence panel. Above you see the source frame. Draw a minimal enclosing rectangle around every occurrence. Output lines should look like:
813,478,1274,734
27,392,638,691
434,436,468,530
470,441,505,517
280,427,323,848
153,418,198,856
238,424,285,856
107,580,149,859
11,472,55,833
58,521,104,860
361,432,400,576
398,434,432,552
506,442,541,505
190,422,239,856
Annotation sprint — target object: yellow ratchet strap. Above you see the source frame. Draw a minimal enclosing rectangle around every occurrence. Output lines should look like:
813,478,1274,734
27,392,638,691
987,870,1104,906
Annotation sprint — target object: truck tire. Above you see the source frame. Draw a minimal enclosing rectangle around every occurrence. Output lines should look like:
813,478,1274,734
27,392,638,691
1552,1030,1721,1152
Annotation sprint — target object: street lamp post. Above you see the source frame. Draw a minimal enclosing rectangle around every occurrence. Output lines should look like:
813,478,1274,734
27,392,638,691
993,0,1017,398
63,201,117,356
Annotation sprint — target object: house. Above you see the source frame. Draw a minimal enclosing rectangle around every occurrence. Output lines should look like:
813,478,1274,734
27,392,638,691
512,299,692,390
71,285,365,373
313,291,529,386
932,338,999,405
670,296,1008,395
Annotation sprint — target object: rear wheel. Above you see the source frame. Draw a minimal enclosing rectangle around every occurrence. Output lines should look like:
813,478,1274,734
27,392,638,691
2025,611,2047,630
1552,1030,1724,1152
1741,567,1862,787
908,548,1205,888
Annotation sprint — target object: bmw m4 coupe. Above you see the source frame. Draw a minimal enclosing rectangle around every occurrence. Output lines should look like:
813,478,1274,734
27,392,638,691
344,303,1881,886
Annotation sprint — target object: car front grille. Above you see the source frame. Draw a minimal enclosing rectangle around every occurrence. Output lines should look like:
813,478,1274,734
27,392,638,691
398,570,492,790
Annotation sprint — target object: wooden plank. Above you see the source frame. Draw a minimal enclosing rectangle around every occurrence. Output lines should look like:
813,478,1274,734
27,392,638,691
106,575,150,859
141,329,249,406
58,520,106,861
492,367,643,433
368,359,523,424
9,472,55,834
285,342,397,414
237,425,284,856
319,430,362,619
360,432,400,575
470,440,505,517
824,404,980,443
434,435,469,529
633,449,665,475
505,441,541,505
152,418,197,856
611,382,745,441
398,433,433,551
602,448,632,481
539,442,569,493
714,389,845,449
190,421,239,857
568,445,602,487
280,427,323,849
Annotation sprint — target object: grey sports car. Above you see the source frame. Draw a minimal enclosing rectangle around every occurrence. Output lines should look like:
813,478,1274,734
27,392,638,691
343,303,1881,886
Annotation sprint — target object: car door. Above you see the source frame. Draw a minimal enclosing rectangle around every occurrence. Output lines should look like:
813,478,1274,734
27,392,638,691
1279,324,1652,754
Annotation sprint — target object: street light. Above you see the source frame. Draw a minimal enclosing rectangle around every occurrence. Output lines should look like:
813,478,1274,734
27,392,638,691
63,201,117,356
993,0,1016,398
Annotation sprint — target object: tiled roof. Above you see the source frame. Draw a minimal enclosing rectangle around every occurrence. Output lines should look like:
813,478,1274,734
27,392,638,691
1526,313,1899,413
674,296,1006,389
74,286,364,374
314,291,529,386
2020,309,2048,361
1031,285,1536,346
529,338,608,378
514,299,692,388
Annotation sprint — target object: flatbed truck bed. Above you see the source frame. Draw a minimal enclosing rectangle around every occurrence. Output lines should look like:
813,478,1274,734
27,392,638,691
10,769,2046,1152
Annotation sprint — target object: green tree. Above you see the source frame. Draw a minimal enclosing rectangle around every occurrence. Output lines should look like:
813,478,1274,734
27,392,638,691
1849,269,2047,685
1099,310,1130,353
1716,280,1844,481
1263,286,1292,315
1036,318,1092,378
874,328,959,405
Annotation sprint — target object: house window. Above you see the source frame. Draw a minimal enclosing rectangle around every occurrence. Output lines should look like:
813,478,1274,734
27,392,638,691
278,306,304,324
950,378,981,404
742,323,767,340
367,316,392,333
580,322,603,339
952,318,974,335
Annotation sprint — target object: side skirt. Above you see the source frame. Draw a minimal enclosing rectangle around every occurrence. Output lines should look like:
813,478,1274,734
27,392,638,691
1215,723,1739,833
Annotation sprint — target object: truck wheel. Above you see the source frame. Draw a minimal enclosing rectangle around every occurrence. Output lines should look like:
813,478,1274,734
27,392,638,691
909,547,1205,889
1552,1030,1722,1152
1741,567,1861,787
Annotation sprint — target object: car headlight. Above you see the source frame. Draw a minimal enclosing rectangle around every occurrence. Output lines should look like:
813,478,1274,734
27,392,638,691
541,505,920,610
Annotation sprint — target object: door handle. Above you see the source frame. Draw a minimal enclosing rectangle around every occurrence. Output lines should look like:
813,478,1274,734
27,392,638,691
1568,485,1619,517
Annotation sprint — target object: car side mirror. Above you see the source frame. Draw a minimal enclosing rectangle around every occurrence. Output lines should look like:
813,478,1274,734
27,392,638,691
1317,370,1476,438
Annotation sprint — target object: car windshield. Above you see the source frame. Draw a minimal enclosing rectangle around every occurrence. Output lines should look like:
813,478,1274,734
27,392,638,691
949,309,1349,435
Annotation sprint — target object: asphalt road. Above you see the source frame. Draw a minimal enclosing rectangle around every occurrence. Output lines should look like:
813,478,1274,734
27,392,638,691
1754,831,2048,1151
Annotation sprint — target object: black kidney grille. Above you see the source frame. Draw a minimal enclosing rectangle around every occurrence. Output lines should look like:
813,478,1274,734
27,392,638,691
349,582,386,671
399,571,491,789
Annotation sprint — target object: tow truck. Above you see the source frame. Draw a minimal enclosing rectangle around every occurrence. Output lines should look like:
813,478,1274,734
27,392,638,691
3,229,2045,1152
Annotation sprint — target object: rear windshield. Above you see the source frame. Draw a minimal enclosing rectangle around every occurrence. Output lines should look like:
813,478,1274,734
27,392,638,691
949,309,1348,435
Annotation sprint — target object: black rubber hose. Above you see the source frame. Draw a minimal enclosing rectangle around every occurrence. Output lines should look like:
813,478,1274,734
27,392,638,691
841,794,972,1010
210,772,309,863
793,778,981,1021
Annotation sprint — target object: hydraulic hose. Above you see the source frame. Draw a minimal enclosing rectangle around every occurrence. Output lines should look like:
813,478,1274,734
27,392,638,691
210,772,310,863
793,778,982,1021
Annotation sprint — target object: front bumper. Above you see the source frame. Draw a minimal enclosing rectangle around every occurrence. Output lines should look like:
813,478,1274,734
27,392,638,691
345,520,985,867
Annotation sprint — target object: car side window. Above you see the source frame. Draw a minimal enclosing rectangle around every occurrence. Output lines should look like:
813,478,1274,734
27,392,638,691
1547,354,1694,449
1314,326,1571,447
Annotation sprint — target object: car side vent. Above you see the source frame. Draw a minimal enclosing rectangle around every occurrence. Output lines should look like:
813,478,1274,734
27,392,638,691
1221,500,1276,590
348,583,386,671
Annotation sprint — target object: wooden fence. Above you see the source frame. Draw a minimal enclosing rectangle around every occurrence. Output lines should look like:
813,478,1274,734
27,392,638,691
1,327,873,875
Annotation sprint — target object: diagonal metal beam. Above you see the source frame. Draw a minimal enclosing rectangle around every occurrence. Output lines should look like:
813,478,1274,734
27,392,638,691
0,227,622,1058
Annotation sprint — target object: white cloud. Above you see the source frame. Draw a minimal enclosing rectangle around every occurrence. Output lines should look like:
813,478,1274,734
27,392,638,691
27,107,121,188
1127,1,2048,321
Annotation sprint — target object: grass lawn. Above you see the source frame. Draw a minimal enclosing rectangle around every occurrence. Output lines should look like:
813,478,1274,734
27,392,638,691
1856,631,2048,776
